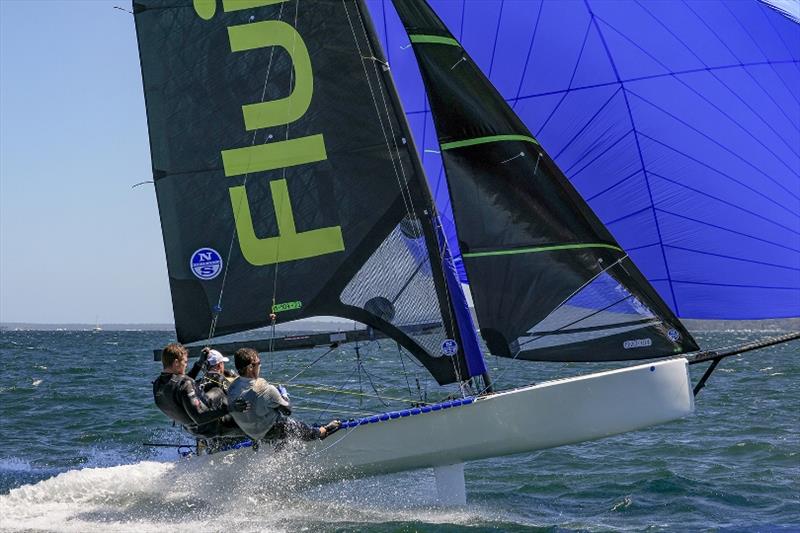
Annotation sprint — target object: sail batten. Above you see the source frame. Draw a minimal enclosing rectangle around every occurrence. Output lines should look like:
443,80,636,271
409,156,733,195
392,0,699,362
408,34,459,46
464,243,623,258
441,134,539,150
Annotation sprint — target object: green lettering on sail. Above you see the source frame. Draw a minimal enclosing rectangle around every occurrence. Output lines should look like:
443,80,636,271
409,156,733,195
229,179,344,265
210,11,343,266
223,0,287,13
228,21,313,130
222,134,326,177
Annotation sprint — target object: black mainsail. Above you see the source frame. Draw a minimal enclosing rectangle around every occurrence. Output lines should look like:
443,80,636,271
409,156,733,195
392,0,698,361
133,0,481,384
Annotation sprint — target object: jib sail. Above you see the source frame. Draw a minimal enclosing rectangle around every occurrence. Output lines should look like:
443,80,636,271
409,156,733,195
392,0,699,361
133,0,482,384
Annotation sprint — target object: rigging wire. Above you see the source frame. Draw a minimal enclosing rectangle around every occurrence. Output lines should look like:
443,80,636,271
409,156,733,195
289,382,421,405
343,0,416,223
357,352,363,407
286,343,340,383
351,336,389,407
346,3,468,386
397,342,414,399
516,293,642,351
267,0,303,328
304,367,363,424
357,357,390,407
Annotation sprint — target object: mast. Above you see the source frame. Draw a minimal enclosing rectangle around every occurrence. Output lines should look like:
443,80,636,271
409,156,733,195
355,0,491,391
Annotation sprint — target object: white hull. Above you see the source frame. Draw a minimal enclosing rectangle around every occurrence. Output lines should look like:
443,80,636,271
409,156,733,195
211,358,694,478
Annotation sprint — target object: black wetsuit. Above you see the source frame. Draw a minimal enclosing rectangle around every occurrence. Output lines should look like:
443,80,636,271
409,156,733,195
196,369,243,437
152,362,230,437
197,369,236,394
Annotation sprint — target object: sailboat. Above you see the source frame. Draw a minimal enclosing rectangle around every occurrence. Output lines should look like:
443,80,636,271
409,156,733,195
132,0,798,502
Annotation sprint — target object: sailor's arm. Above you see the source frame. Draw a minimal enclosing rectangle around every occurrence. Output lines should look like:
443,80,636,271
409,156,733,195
187,348,210,379
179,380,226,425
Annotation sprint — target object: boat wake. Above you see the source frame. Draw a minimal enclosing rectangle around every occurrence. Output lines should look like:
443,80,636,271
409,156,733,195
0,451,501,532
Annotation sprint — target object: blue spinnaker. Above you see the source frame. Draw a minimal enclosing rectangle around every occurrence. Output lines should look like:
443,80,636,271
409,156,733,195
368,0,800,319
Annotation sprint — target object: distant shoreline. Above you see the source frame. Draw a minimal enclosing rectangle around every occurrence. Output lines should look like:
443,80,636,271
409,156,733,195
2,317,798,333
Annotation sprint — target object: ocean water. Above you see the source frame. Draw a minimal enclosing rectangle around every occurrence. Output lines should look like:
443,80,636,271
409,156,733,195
0,328,797,532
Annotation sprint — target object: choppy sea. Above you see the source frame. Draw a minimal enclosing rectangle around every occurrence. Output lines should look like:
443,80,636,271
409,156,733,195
0,328,797,532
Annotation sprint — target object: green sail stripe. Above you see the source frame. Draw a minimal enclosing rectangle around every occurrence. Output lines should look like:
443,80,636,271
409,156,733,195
441,134,540,150
463,243,623,258
409,34,461,47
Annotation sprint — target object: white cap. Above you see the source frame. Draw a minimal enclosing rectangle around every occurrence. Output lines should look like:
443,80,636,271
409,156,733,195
207,349,229,367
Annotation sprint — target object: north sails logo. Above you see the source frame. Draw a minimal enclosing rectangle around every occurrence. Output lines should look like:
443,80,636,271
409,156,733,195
623,338,653,349
190,247,223,280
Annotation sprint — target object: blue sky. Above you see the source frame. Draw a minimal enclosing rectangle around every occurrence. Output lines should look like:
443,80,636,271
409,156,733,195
1,1,171,323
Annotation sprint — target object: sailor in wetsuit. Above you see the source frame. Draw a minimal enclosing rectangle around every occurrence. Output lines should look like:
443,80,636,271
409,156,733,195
227,347,341,443
197,349,237,394
152,343,241,438
194,348,244,438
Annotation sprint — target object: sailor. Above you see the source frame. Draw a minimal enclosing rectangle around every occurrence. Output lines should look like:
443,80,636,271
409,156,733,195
227,347,341,443
196,347,246,437
152,342,240,438
197,348,237,394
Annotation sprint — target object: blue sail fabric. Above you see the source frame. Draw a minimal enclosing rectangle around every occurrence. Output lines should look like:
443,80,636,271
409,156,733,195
367,0,800,319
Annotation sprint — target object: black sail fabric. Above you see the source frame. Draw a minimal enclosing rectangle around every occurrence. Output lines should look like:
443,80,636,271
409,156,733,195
133,0,469,384
392,0,698,361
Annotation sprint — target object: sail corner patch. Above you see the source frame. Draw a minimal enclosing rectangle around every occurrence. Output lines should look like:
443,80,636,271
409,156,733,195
190,247,223,280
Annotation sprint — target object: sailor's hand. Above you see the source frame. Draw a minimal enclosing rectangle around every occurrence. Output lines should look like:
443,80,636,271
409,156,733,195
232,398,250,412
277,385,289,399
199,347,210,364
